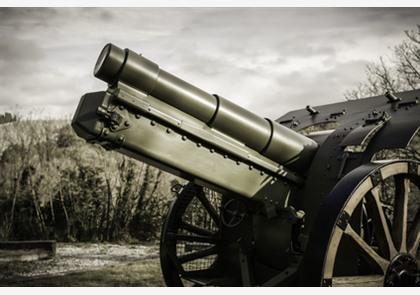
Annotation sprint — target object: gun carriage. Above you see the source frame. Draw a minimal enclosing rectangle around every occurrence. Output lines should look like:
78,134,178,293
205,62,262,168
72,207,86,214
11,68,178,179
72,44,420,286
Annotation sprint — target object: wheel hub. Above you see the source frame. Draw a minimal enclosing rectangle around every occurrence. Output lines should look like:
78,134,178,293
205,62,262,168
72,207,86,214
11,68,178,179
384,254,420,286
221,199,247,228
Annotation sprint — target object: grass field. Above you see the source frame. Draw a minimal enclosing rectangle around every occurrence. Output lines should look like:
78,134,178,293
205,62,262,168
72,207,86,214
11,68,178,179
0,243,165,287
3,258,164,287
2,242,418,287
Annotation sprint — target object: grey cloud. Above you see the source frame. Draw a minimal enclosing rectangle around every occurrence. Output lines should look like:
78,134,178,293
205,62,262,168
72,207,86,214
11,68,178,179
0,38,43,65
0,37,45,107
0,8,420,118
255,59,371,118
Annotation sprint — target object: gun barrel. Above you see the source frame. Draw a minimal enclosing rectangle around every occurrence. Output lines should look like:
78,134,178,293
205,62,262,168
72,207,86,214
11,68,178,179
94,44,317,169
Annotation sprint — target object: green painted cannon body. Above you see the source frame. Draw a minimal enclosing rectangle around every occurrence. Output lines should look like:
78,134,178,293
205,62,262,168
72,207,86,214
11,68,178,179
73,44,420,286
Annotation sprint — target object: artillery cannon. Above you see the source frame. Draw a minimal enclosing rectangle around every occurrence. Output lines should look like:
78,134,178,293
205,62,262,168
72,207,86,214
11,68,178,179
72,44,420,286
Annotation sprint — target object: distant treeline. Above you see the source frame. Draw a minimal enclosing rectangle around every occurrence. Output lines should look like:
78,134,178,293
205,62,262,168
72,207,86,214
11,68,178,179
0,119,180,242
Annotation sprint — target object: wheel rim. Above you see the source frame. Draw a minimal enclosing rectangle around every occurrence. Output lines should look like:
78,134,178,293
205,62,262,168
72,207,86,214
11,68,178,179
321,161,420,286
160,183,224,286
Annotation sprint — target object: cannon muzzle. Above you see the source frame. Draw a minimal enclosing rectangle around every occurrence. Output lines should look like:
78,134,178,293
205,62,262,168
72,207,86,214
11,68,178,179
73,44,318,198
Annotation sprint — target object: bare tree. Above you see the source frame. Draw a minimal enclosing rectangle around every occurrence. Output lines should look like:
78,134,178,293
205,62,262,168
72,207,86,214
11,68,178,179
345,25,420,100
0,118,175,242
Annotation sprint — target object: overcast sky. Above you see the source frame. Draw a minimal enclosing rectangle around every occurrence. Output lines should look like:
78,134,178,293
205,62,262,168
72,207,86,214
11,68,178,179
0,7,419,119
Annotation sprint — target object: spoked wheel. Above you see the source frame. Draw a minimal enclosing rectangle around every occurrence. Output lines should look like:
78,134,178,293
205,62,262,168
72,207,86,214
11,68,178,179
160,182,225,286
305,160,420,286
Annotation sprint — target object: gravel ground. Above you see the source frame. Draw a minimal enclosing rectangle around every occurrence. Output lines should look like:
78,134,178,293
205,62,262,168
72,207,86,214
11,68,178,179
0,242,159,282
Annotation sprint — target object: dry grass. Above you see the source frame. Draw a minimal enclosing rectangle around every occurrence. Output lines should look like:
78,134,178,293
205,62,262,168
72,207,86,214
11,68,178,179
1,258,164,287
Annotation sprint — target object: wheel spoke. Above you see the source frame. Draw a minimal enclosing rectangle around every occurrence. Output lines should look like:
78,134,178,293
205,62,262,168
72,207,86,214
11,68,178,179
322,162,420,287
178,246,218,264
161,183,224,287
408,210,420,257
196,190,220,223
344,224,389,274
167,232,218,244
365,187,398,258
332,275,384,287
180,221,216,236
393,177,409,253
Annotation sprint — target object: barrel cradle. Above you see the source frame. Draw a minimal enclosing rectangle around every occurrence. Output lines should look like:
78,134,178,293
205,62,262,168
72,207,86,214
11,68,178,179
73,44,318,200
72,44,420,286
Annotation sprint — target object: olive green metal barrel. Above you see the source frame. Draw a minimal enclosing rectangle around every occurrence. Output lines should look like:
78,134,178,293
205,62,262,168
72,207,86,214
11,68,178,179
94,43,317,168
